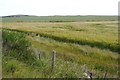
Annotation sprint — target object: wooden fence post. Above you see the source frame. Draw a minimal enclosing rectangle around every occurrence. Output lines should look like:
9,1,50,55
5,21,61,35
104,70,107,80
51,50,56,72
38,53,41,60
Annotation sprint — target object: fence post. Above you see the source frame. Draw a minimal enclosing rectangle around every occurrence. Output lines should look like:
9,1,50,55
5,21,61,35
38,53,41,60
51,50,56,72
104,70,107,80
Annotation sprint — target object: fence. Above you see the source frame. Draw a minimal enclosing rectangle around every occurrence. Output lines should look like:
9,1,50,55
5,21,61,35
37,50,108,79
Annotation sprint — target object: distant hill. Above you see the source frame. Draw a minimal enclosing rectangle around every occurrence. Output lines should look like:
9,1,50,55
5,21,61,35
2,15,36,18
2,15,118,22
2,15,28,18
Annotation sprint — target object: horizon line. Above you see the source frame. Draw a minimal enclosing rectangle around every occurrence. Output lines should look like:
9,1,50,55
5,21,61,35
1,14,118,17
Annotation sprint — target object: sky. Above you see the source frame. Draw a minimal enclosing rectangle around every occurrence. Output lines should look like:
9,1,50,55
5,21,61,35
0,0,120,16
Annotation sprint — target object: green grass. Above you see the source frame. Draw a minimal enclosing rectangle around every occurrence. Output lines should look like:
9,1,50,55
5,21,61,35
27,35,118,76
0,51,1,79
2,30,85,78
2,17,119,78
3,29,119,78
3,53,85,78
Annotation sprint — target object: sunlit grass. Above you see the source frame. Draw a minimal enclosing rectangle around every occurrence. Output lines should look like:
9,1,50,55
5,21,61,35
27,35,118,76
2,21,119,52
2,21,119,78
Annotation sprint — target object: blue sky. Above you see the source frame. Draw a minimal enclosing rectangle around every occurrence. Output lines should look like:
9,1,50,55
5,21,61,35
0,0,119,16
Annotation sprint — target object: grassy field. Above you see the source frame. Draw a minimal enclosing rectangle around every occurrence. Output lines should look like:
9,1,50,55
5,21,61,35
2,15,117,22
2,16,119,78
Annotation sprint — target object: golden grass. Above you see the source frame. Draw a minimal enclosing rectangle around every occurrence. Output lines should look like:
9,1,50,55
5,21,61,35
2,21,119,77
